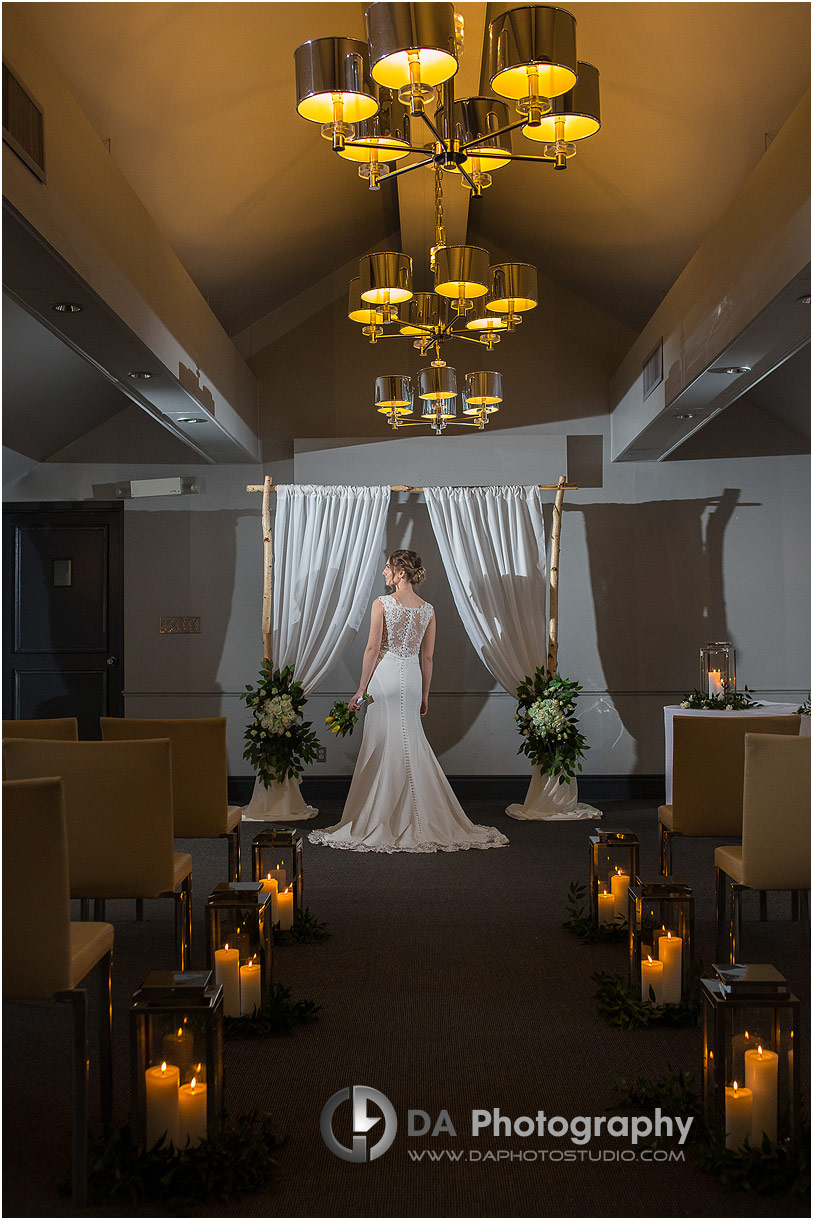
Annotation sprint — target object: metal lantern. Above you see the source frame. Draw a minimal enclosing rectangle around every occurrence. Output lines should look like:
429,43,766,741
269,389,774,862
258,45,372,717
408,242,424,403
702,964,800,1153
130,971,223,1151
588,829,639,929
206,882,274,1016
700,641,736,697
251,828,304,927
628,879,694,1005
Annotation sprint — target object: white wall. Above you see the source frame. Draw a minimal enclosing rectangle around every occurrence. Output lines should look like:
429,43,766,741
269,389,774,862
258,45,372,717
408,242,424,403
6,420,809,779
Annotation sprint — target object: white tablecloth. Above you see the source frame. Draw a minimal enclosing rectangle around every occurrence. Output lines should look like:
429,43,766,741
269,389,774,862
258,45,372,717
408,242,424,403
663,704,807,803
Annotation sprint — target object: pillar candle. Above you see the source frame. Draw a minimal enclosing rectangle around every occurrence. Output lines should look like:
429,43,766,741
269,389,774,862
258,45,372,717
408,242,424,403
214,943,241,1017
610,870,630,920
260,874,279,923
161,1024,195,1078
641,955,664,1004
708,668,724,696
178,1078,208,1148
277,887,294,931
145,1061,180,1149
657,932,683,1005
597,890,616,926
269,863,287,891
725,1082,753,1151
240,958,262,1015
744,1046,779,1145
732,1029,756,1074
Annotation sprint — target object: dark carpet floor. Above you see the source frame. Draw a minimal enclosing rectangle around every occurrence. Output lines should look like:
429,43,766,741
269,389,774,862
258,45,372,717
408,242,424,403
3,798,809,1218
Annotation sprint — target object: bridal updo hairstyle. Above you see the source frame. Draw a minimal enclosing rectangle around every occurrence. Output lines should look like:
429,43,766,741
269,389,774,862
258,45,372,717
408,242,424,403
388,549,427,586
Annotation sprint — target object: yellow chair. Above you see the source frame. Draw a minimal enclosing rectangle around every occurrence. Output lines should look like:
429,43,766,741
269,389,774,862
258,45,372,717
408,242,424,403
3,738,192,969
715,733,811,963
2,717,79,739
101,717,242,881
658,714,801,875
3,777,113,1208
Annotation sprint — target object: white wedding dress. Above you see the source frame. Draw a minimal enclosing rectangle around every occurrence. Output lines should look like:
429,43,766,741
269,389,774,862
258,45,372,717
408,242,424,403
308,596,509,853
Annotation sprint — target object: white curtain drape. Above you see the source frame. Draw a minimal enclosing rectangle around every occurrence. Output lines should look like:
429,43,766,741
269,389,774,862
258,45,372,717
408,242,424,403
424,485,600,821
244,484,390,821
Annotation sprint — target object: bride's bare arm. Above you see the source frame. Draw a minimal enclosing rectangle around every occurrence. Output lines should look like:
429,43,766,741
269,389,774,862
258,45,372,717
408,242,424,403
349,600,385,711
419,613,436,717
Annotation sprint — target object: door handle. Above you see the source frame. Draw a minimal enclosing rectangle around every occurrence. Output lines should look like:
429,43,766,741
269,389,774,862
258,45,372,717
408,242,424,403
106,656,118,667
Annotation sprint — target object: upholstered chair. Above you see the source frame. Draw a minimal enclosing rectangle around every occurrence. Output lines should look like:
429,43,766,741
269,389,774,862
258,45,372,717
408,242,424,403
101,716,242,881
715,733,811,963
3,776,113,1207
2,717,79,739
658,714,801,876
3,738,192,969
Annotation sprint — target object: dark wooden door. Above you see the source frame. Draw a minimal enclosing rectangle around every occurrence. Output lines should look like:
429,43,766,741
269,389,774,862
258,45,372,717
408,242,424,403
3,501,124,738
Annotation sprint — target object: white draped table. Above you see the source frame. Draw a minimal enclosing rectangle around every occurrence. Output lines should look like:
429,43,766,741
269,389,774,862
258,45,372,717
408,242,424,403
663,703,808,803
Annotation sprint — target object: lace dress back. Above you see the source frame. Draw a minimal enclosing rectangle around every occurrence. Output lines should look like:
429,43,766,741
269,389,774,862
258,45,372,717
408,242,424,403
378,595,434,661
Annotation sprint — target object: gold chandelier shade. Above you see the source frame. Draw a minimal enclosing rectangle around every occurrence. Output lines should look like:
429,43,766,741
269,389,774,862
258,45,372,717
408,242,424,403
399,292,441,335
465,297,509,332
521,61,601,143
294,37,379,125
365,2,458,90
486,6,578,101
375,375,414,414
359,252,414,304
487,263,538,313
339,90,413,162
434,246,490,300
423,400,457,421
419,364,457,401
443,98,513,173
463,371,503,412
348,277,385,325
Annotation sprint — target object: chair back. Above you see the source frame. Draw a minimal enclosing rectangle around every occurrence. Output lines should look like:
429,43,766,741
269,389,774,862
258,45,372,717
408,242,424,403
3,739,175,899
2,718,79,740
740,734,811,889
3,777,72,999
100,717,230,837
672,714,801,836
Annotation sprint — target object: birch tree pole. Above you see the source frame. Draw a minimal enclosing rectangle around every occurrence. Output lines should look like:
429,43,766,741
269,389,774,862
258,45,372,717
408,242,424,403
546,474,567,678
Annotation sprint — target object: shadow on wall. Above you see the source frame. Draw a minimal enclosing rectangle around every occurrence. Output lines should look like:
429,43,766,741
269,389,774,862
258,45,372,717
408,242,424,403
572,488,747,767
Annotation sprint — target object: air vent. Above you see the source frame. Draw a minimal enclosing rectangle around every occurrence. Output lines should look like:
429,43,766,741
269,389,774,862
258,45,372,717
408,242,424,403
642,339,663,401
2,61,45,182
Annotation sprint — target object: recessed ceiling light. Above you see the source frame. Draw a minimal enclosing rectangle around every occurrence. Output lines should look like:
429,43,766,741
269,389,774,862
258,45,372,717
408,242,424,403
710,366,751,375
177,417,206,424
674,413,695,420
797,294,811,305
128,370,153,380
51,301,84,313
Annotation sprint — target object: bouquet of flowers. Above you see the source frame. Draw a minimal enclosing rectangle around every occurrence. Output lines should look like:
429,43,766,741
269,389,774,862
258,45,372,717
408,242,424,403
515,668,589,784
241,662,320,786
679,685,761,711
326,696,370,737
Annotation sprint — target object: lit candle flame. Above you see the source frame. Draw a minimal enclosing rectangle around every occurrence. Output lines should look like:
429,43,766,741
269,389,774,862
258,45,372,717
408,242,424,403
733,1081,739,1092
667,931,672,940
266,873,271,881
161,1061,167,1074
647,955,653,964
224,942,229,951
177,1026,183,1038
758,1045,763,1057
190,1077,196,1091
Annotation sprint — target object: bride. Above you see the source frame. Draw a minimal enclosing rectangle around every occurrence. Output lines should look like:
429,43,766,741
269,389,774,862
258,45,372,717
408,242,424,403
308,550,508,853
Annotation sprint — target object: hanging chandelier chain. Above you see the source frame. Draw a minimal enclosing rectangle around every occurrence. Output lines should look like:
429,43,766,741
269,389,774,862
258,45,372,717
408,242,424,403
434,165,445,251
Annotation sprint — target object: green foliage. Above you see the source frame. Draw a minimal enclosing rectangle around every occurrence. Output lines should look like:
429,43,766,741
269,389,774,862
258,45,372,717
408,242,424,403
698,1132,810,1197
326,695,370,737
274,905,331,945
562,881,627,943
240,662,320,785
515,669,589,783
224,981,321,1039
609,1068,703,1126
62,1113,280,1205
796,694,811,716
592,970,702,1030
679,685,761,711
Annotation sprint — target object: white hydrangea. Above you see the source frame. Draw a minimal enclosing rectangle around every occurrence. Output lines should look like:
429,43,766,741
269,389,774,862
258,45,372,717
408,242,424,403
679,700,690,709
258,694,297,736
528,697,568,739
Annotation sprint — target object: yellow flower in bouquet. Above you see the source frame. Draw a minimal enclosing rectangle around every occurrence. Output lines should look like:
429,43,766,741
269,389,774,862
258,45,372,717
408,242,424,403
326,696,370,737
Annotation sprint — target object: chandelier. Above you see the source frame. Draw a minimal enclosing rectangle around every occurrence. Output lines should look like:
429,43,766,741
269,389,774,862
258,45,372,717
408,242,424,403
294,3,601,433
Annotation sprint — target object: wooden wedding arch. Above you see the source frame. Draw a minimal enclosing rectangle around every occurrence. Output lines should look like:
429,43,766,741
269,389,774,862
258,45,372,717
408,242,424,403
246,476,576,680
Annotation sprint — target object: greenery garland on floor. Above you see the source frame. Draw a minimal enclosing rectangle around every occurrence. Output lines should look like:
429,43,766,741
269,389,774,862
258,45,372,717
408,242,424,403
224,981,321,1038
562,881,627,943
515,669,589,783
273,906,330,945
592,969,702,1029
241,662,320,784
62,1113,281,1205
609,1070,809,1197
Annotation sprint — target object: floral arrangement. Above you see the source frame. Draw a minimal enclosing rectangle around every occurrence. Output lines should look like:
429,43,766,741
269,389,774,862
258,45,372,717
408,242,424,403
679,685,761,711
241,662,320,786
325,696,370,737
796,695,810,716
515,668,589,784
